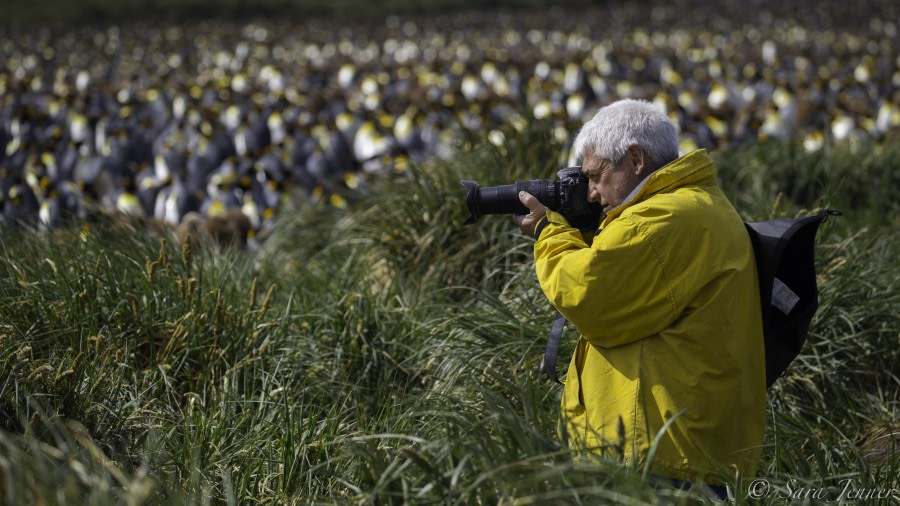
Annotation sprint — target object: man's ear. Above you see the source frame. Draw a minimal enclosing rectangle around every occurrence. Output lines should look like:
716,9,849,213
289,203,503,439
626,144,646,176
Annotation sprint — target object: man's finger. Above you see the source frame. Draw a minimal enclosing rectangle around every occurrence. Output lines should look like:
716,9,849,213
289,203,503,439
518,191,544,212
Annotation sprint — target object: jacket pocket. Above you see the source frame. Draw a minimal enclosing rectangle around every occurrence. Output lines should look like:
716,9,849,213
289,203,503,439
574,337,587,406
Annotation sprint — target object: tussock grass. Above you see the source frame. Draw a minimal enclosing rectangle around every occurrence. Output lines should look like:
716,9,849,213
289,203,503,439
1,123,898,504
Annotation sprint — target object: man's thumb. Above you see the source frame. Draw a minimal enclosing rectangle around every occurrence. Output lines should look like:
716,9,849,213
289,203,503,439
518,191,538,210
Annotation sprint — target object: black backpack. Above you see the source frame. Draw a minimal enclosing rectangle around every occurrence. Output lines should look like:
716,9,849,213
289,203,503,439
745,209,840,387
542,209,840,389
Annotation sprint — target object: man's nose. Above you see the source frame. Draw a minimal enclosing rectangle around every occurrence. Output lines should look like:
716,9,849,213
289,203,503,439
587,185,601,203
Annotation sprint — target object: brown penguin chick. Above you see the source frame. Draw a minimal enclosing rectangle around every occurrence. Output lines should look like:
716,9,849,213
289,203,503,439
203,208,252,249
174,209,252,250
174,212,205,248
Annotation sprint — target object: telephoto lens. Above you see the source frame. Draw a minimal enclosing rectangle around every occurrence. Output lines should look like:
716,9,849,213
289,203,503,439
460,166,602,230
460,179,558,224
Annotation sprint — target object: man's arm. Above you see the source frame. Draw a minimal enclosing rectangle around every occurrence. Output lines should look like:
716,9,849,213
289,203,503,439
533,212,680,349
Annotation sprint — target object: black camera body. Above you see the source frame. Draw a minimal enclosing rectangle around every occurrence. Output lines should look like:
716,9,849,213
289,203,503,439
461,166,602,230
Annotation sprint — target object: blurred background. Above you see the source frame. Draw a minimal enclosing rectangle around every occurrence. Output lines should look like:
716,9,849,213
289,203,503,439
7,0,591,24
2,0,898,231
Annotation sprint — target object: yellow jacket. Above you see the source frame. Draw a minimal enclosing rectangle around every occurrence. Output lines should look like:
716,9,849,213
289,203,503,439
533,149,765,483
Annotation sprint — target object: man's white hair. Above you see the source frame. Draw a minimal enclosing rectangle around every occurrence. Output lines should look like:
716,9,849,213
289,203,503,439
572,99,679,168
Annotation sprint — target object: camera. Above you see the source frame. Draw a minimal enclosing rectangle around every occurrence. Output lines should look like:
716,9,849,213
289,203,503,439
460,166,602,230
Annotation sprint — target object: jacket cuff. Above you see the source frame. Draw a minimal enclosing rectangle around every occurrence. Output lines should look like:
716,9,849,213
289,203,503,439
546,210,570,226
533,217,550,239
534,211,571,240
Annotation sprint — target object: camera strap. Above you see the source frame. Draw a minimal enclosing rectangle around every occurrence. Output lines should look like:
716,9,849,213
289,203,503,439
541,312,567,383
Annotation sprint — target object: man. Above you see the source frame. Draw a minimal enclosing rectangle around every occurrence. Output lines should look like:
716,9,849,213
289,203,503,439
514,99,766,490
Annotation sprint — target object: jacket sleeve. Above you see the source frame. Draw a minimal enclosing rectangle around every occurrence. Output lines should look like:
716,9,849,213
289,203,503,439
534,211,679,348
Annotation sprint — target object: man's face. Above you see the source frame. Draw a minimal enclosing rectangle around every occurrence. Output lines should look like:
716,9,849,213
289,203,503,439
582,148,644,216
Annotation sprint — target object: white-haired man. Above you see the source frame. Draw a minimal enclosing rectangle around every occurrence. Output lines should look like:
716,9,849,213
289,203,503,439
514,99,766,494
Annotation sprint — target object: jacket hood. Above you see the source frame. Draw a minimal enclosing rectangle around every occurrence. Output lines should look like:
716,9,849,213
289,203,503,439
601,149,717,228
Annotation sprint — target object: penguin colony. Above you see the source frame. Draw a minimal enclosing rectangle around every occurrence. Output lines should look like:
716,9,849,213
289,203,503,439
1,1,898,231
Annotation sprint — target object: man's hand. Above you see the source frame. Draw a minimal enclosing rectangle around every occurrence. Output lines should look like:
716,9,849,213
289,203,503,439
513,191,548,237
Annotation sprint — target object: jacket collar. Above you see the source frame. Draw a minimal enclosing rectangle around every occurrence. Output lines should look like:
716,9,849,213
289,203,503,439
600,149,717,228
